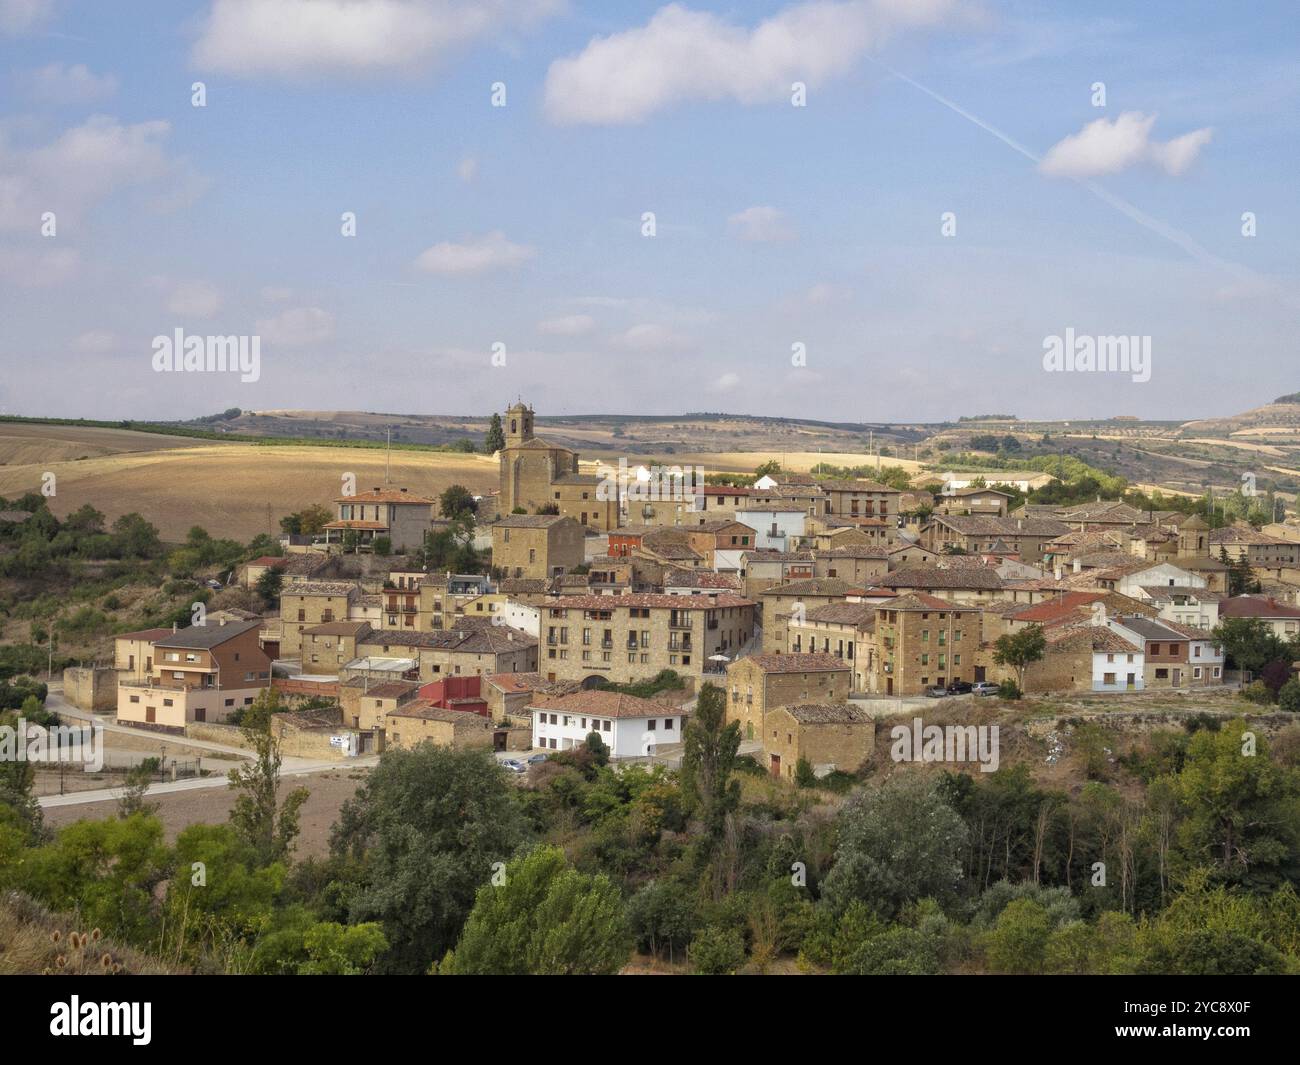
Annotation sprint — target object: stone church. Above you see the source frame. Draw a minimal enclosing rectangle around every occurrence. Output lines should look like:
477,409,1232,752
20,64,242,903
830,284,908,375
497,401,619,530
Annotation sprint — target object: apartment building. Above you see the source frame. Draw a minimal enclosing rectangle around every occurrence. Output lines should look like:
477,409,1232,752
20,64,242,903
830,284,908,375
922,515,1071,563
358,625,538,682
280,580,359,659
300,621,372,675
116,619,270,730
760,578,865,652
539,592,756,686
784,602,877,692
819,479,901,524
873,594,982,696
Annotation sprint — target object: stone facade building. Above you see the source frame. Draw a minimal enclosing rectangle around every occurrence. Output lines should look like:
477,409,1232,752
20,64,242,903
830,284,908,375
724,652,852,743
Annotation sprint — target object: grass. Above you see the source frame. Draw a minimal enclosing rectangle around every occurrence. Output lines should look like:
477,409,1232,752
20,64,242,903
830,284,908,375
0,891,183,975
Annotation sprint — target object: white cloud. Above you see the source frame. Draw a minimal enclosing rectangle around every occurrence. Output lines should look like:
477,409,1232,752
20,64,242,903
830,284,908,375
712,371,740,392
166,279,223,318
256,306,335,347
615,323,692,352
0,115,192,232
544,0,964,124
728,205,794,243
193,0,561,79
457,154,479,183
0,244,78,285
72,329,117,354
22,63,118,105
1040,112,1213,178
537,313,595,336
0,0,54,35
414,230,535,275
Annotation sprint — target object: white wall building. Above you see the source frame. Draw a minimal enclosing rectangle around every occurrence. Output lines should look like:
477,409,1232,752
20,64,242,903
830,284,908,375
530,690,686,759
737,508,806,552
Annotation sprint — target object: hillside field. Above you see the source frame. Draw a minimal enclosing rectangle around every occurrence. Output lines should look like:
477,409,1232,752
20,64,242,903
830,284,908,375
0,425,498,541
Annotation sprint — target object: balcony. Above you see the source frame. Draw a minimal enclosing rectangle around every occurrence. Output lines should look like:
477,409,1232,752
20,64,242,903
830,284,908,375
669,620,693,631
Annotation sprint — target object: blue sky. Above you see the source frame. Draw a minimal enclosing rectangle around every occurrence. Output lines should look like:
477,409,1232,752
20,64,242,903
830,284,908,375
1,0,1296,423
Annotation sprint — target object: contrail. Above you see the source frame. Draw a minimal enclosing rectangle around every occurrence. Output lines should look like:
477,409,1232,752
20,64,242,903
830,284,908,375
866,56,1254,282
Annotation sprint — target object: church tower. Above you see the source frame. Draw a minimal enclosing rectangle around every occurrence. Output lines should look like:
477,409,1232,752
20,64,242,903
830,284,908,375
506,401,534,446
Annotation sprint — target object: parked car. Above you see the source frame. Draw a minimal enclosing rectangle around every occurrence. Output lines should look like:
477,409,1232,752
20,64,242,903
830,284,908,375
946,680,973,695
500,759,527,774
972,681,1000,697
925,686,949,698
526,753,548,765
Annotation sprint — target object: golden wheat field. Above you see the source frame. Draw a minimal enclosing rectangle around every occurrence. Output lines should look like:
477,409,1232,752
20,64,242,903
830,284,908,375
0,425,499,541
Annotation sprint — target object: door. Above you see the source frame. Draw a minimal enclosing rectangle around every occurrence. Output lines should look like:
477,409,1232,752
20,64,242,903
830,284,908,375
1172,668,1181,688
493,731,507,752
886,677,894,696
769,754,781,778
145,706,156,723
974,666,986,682
194,708,206,723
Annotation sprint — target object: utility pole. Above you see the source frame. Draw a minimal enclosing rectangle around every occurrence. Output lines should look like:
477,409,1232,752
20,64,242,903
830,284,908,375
386,427,392,485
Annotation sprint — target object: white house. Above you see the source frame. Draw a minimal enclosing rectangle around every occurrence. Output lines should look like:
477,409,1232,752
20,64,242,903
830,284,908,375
737,508,806,552
530,690,686,759
1117,562,1207,596
500,598,540,637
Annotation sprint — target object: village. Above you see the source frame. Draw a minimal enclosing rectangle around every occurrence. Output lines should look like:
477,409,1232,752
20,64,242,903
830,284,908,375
53,398,1300,786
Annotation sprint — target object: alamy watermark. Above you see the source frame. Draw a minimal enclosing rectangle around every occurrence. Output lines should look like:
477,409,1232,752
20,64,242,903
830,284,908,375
0,718,105,772
889,717,1000,773
1042,328,1150,383
596,458,705,511
151,328,261,383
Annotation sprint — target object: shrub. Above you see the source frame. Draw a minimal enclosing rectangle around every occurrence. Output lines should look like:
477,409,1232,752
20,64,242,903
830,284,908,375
1242,680,1273,706
688,925,746,975
997,679,1022,700
1278,678,1300,713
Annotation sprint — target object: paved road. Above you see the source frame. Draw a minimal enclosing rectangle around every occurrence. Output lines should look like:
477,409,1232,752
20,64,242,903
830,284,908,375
38,688,378,809
37,756,378,809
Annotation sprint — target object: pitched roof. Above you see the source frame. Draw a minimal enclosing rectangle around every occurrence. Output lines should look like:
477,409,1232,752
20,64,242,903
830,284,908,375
932,515,1071,537
733,652,851,674
778,703,873,724
528,690,680,719
1219,595,1300,620
303,621,372,636
880,593,958,611
761,578,865,597
332,488,434,504
153,618,263,649
804,602,878,627
493,513,574,528
878,566,1004,590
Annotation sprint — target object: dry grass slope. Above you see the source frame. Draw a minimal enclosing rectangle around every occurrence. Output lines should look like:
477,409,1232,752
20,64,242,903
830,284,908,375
0,892,183,975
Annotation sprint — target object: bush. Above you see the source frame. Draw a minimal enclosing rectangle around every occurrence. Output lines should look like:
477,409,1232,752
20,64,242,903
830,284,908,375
688,925,746,975
1278,678,1300,713
997,679,1022,700
1242,680,1273,706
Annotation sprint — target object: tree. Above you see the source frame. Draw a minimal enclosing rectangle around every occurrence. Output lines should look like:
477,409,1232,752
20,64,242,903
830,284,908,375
279,503,332,537
331,746,526,973
584,731,610,766
1168,719,1300,891
985,898,1052,974
1279,678,1300,713
1213,617,1285,674
227,689,309,867
116,764,158,819
484,413,505,454
753,460,782,480
688,925,746,975
822,774,969,918
439,484,477,521
445,846,631,975
679,683,741,842
992,625,1047,690
627,879,698,961
254,566,283,608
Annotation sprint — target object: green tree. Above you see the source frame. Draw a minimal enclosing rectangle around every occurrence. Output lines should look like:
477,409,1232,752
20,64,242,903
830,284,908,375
331,746,526,973
484,413,505,454
439,484,477,521
985,898,1052,974
1213,616,1285,674
1168,719,1300,891
446,846,631,975
822,774,969,918
1279,678,1300,713
992,625,1047,691
254,566,283,608
679,683,741,844
227,690,309,867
